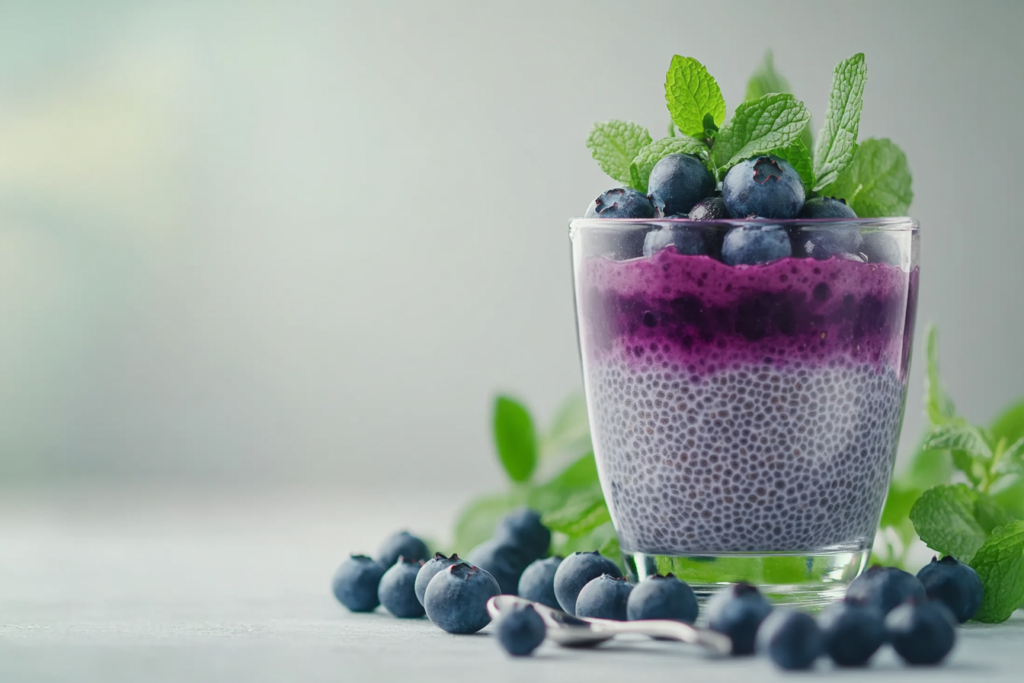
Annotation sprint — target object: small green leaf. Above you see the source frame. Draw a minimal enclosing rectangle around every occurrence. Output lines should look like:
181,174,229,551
769,138,814,191
452,492,524,554
923,325,956,425
969,521,1024,623
702,112,719,137
542,493,610,536
820,138,913,217
586,120,653,186
813,53,867,190
528,452,601,514
666,120,676,137
994,477,1024,519
664,55,726,138
909,484,988,563
628,136,707,194
991,400,1024,445
922,421,992,461
493,395,537,483
712,93,811,170
901,443,953,490
975,492,1016,534
745,50,791,101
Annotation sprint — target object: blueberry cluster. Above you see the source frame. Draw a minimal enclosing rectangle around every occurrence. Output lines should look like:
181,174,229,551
585,153,898,266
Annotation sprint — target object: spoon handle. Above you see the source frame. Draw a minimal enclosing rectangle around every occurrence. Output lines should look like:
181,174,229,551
589,619,732,655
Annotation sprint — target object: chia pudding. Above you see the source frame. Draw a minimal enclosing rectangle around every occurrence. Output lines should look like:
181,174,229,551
573,233,919,555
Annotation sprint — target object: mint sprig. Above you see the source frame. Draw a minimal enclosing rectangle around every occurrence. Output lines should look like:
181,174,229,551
586,120,652,187
970,522,1024,623
820,138,913,216
665,56,726,139
745,51,814,154
711,93,811,171
493,395,537,483
813,53,867,190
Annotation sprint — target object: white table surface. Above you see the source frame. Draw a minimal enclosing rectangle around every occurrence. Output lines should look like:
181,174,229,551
2,483,1022,682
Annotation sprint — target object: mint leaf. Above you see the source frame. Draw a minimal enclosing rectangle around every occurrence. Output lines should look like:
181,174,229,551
909,484,988,562
586,120,653,186
493,395,537,483
555,521,622,569
540,393,592,463
995,478,1024,519
528,452,601,514
769,138,814,191
542,492,610,536
924,325,957,425
991,399,1024,445
667,120,676,137
629,136,706,193
969,521,1024,623
820,138,913,217
975,492,1016,533
452,491,524,553
712,94,811,170
745,50,791,101
664,55,726,138
813,53,867,190
922,421,992,460
901,442,953,490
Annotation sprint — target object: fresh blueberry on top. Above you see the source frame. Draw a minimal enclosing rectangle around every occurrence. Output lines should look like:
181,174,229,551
860,231,902,266
721,224,792,265
845,565,926,615
722,155,805,220
496,604,546,656
818,598,887,667
415,553,467,606
688,196,730,220
575,574,633,621
706,582,774,655
626,573,699,623
885,599,958,665
552,550,623,616
916,555,984,623
647,154,716,217
584,188,656,219
798,196,858,219
518,556,563,610
378,557,426,618
643,224,708,257
423,563,501,634
377,531,429,569
791,225,863,260
467,539,530,595
756,609,824,670
494,508,551,563
331,554,386,613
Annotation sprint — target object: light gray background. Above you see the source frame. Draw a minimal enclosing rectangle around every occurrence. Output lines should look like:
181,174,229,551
1,0,1022,496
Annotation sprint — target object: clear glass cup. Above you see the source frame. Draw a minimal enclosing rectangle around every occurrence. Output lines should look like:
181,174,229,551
570,217,919,607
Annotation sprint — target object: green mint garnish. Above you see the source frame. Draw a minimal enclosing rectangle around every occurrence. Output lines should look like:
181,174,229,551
969,521,1024,623
629,136,706,194
820,138,913,217
813,53,867,190
492,395,537,483
664,55,726,139
925,325,957,424
768,138,814,191
712,93,811,171
542,491,611,536
909,484,989,563
745,50,791,102
586,120,652,187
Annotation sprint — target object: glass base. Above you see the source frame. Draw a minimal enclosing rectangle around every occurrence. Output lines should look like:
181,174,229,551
623,548,870,611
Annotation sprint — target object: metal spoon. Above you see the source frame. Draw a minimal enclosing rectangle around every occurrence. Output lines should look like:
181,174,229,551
486,595,731,654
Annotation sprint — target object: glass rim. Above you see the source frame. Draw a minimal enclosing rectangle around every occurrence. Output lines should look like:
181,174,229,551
569,216,918,232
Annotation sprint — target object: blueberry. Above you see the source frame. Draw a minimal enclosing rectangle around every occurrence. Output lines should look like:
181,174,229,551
643,224,708,257
575,574,633,620
584,188,655,219
494,508,551,563
496,604,547,656
376,531,429,569
845,565,926,615
756,609,823,670
723,155,805,219
331,554,386,613
552,550,623,616
798,196,858,219
648,154,716,217
885,599,958,665
415,552,467,606
688,196,730,220
791,226,863,260
818,598,886,667
916,555,984,623
721,224,792,265
423,563,501,634
626,573,698,623
378,557,426,618
706,582,774,655
860,231,901,266
467,540,529,595
518,556,563,609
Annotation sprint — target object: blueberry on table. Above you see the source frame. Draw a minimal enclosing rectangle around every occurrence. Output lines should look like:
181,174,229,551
722,155,805,220
575,574,633,621
494,508,551,563
688,196,730,220
721,224,792,265
331,554,386,612
496,604,547,656
642,224,708,257
798,196,858,219
626,573,698,623
376,531,429,569
818,598,886,667
518,556,563,610
791,225,862,260
415,553,467,606
647,153,716,217
378,557,426,618
552,550,623,616
706,582,774,655
916,555,984,623
756,609,824,671
467,540,529,595
584,188,656,219
845,565,926,615
885,599,958,666
424,563,501,634
860,231,902,266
